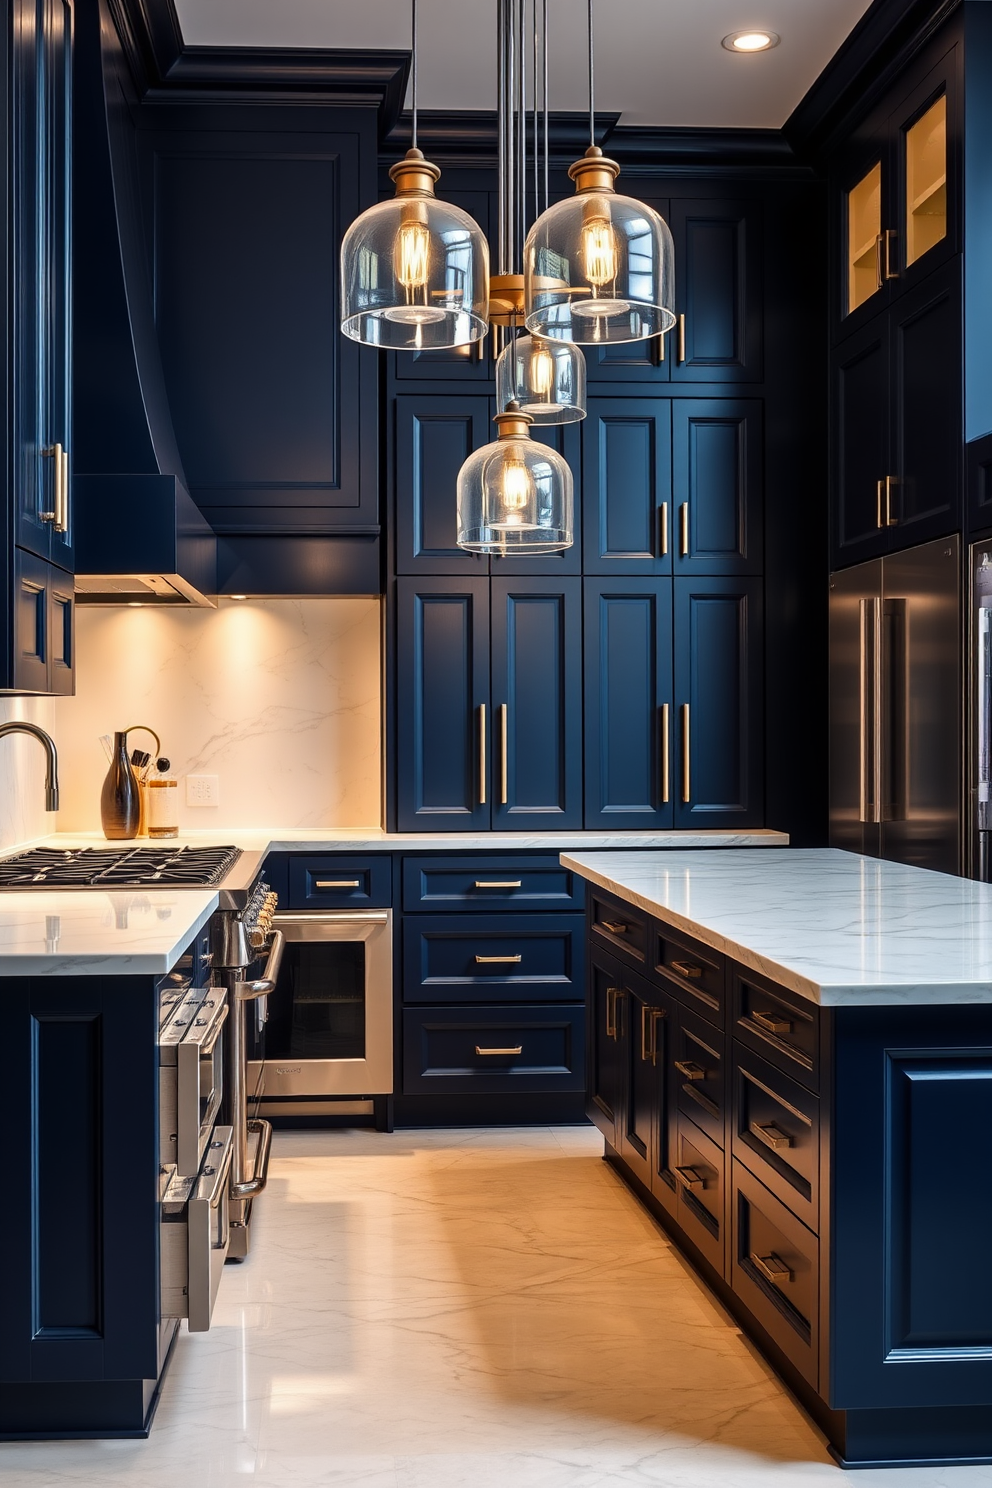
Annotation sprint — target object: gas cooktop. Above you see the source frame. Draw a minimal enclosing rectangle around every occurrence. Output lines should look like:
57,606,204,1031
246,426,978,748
0,845,243,888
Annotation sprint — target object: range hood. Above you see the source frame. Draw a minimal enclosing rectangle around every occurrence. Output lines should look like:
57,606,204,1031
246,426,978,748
73,474,216,606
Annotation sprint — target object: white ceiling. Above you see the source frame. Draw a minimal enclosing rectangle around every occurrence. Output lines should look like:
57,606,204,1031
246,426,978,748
173,0,874,129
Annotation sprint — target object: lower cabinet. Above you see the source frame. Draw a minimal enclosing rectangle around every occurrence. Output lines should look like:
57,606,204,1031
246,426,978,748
731,1161,819,1387
402,1004,585,1096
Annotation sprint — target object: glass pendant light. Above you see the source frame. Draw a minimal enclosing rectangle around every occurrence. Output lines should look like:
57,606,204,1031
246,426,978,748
523,0,675,345
340,0,489,350
493,0,586,424
457,400,573,554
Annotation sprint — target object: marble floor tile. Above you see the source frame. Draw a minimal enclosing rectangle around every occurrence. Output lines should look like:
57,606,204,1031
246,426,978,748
1,1127,990,1487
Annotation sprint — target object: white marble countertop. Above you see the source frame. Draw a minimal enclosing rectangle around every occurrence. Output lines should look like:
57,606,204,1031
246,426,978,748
561,848,992,1007
0,827,787,975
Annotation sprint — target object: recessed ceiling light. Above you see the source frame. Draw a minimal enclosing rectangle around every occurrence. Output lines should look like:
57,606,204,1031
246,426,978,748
722,29,780,52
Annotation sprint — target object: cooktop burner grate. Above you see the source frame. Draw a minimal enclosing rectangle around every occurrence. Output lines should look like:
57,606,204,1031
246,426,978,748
0,845,243,888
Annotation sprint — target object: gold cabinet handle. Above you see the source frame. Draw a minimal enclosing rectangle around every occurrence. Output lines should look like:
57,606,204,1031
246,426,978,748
670,958,702,980
475,954,522,964
882,228,898,281
659,501,668,556
478,703,487,805
474,880,522,889
874,232,884,292
661,702,670,804
750,1251,792,1286
752,1008,792,1035
677,312,686,364
675,1164,706,1192
315,880,361,889
681,704,690,803
674,1059,706,1081
649,1007,665,1066
884,474,898,526
58,447,69,533
41,443,63,525
679,502,689,557
605,985,618,1039
749,1120,792,1151
601,919,628,936
876,478,885,530
475,1046,523,1056
499,702,508,805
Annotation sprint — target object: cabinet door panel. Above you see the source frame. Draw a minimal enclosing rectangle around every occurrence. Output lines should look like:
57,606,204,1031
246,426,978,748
395,396,492,574
674,577,763,827
670,200,762,383
48,563,74,697
12,549,50,694
583,578,674,829
587,946,624,1147
582,399,672,574
891,262,961,540
673,400,762,575
491,579,582,829
618,977,657,1189
835,316,890,563
396,578,490,830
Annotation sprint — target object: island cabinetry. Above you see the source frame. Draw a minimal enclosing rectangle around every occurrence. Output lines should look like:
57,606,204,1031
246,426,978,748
577,864,992,1465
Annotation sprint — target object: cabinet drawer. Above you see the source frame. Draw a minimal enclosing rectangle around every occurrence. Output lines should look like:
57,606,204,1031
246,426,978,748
402,1005,585,1095
674,1005,726,1149
654,926,725,1025
590,893,647,965
675,1117,726,1278
403,915,584,1003
731,1163,819,1388
733,1046,819,1231
402,856,585,912
288,856,391,910
733,969,819,1091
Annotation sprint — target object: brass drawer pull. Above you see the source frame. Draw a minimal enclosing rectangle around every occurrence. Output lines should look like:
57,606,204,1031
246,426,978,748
475,954,522,964
478,703,487,805
675,1164,706,1192
677,312,686,364
674,1059,706,1081
681,704,690,802
671,959,702,980
679,501,689,557
752,1008,793,1036
475,1045,523,1056
314,880,361,889
602,919,628,936
750,1251,792,1286
640,1004,665,1062
750,1120,792,1151
661,701,670,804
649,1007,666,1066
606,985,623,1040
659,501,668,556
474,880,523,889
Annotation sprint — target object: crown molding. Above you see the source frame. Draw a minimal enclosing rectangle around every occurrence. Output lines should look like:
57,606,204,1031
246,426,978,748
785,0,961,161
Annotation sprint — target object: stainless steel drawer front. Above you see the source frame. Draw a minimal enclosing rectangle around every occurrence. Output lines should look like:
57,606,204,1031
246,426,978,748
161,1126,233,1332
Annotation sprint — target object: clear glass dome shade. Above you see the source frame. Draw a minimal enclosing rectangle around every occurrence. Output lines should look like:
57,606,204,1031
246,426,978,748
340,150,490,350
524,149,675,345
457,405,574,554
495,335,586,424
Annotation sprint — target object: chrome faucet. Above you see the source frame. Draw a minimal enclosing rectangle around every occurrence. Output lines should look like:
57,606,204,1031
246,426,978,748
0,722,59,811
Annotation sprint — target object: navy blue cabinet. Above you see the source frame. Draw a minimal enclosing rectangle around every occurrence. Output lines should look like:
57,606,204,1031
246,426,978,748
490,577,583,828
672,400,763,576
582,399,672,575
394,395,492,575
583,578,674,829
396,577,582,830
674,577,764,828
143,111,378,539
834,262,960,566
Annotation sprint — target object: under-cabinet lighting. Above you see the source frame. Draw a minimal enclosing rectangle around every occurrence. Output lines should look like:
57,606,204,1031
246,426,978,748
228,594,249,601
722,30,780,52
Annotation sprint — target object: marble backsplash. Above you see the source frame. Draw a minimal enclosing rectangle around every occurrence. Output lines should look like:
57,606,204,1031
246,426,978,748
46,597,383,835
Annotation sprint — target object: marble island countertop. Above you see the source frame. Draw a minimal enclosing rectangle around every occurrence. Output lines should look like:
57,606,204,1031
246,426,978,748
0,826,788,975
561,847,992,1007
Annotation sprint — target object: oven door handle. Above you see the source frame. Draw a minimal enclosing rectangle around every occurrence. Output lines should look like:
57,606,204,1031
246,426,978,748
230,1117,273,1201
237,929,285,1001
272,913,390,926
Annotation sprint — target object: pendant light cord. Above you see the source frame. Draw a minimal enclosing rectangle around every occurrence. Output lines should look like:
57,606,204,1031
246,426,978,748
411,0,418,151
588,0,595,149
543,0,548,213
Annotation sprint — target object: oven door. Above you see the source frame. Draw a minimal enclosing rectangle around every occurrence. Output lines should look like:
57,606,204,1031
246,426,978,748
249,911,393,1098
161,1125,233,1331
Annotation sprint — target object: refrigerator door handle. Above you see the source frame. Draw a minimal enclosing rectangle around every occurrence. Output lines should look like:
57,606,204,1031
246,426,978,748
859,597,882,825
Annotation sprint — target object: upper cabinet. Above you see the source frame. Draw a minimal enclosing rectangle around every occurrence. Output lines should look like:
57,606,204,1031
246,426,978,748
1,0,75,694
584,197,763,386
836,45,959,340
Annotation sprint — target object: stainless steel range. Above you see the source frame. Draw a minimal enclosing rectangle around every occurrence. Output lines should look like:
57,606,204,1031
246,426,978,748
0,842,282,1261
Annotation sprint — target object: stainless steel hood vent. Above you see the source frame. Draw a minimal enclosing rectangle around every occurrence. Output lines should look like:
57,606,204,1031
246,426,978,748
73,474,216,607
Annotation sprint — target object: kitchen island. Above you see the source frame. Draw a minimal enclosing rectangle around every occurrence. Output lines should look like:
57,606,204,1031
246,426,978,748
562,848,992,1469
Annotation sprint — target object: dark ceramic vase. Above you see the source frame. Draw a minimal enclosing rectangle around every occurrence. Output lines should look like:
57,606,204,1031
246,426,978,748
101,731,140,840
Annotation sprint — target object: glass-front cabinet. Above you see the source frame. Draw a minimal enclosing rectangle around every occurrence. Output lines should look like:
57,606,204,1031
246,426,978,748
838,46,956,338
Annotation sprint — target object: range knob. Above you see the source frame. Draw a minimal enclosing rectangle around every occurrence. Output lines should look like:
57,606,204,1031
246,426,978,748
248,924,269,950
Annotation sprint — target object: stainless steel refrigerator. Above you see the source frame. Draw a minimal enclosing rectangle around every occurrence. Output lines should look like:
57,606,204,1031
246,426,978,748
829,535,961,874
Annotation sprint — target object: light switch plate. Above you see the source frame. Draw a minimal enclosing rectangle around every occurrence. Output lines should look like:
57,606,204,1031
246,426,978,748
186,774,220,806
